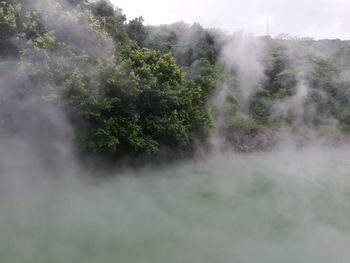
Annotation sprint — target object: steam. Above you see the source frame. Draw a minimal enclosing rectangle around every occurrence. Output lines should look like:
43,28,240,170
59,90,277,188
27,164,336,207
219,33,267,111
27,0,114,60
0,61,76,177
0,0,115,178
271,79,310,126
2,147,350,262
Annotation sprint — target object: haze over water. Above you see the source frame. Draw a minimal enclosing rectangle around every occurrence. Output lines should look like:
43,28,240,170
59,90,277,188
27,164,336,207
2,145,350,262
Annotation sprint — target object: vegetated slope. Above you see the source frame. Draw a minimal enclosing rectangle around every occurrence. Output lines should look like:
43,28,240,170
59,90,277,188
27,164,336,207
1,0,350,161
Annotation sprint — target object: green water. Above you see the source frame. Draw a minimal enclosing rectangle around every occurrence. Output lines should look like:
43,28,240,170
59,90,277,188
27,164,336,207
1,146,350,262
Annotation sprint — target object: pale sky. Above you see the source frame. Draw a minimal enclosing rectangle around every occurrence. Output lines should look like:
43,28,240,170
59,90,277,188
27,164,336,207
111,0,350,40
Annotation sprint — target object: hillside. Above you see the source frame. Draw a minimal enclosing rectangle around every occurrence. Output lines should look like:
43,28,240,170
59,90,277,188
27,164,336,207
1,0,350,161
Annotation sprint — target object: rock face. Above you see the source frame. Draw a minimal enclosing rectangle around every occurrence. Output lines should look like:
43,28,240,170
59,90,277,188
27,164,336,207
222,127,278,152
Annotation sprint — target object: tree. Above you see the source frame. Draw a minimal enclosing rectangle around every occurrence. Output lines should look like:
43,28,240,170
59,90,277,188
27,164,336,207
0,1,20,57
249,45,296,124
126,17,146,45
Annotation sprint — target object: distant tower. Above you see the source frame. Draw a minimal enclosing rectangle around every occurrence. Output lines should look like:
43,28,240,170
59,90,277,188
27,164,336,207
266,18,270,36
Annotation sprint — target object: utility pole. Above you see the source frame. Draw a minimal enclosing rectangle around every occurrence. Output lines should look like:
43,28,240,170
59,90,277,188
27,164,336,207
266,18,270,36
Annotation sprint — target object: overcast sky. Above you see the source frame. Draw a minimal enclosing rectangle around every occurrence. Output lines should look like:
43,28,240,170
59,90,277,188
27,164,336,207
111,0,350,40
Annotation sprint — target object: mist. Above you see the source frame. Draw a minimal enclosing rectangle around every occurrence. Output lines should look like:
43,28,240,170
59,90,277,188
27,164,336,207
2,0,350,262
2,147,350,262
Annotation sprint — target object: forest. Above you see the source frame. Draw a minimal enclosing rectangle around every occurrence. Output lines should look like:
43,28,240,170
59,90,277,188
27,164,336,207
1,0,350,161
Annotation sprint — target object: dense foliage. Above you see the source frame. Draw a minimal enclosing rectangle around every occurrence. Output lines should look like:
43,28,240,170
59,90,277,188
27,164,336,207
0,0,212,158
1,0,350,159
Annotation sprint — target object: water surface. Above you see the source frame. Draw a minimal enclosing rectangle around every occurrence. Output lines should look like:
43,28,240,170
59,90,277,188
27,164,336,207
1,146,350,262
